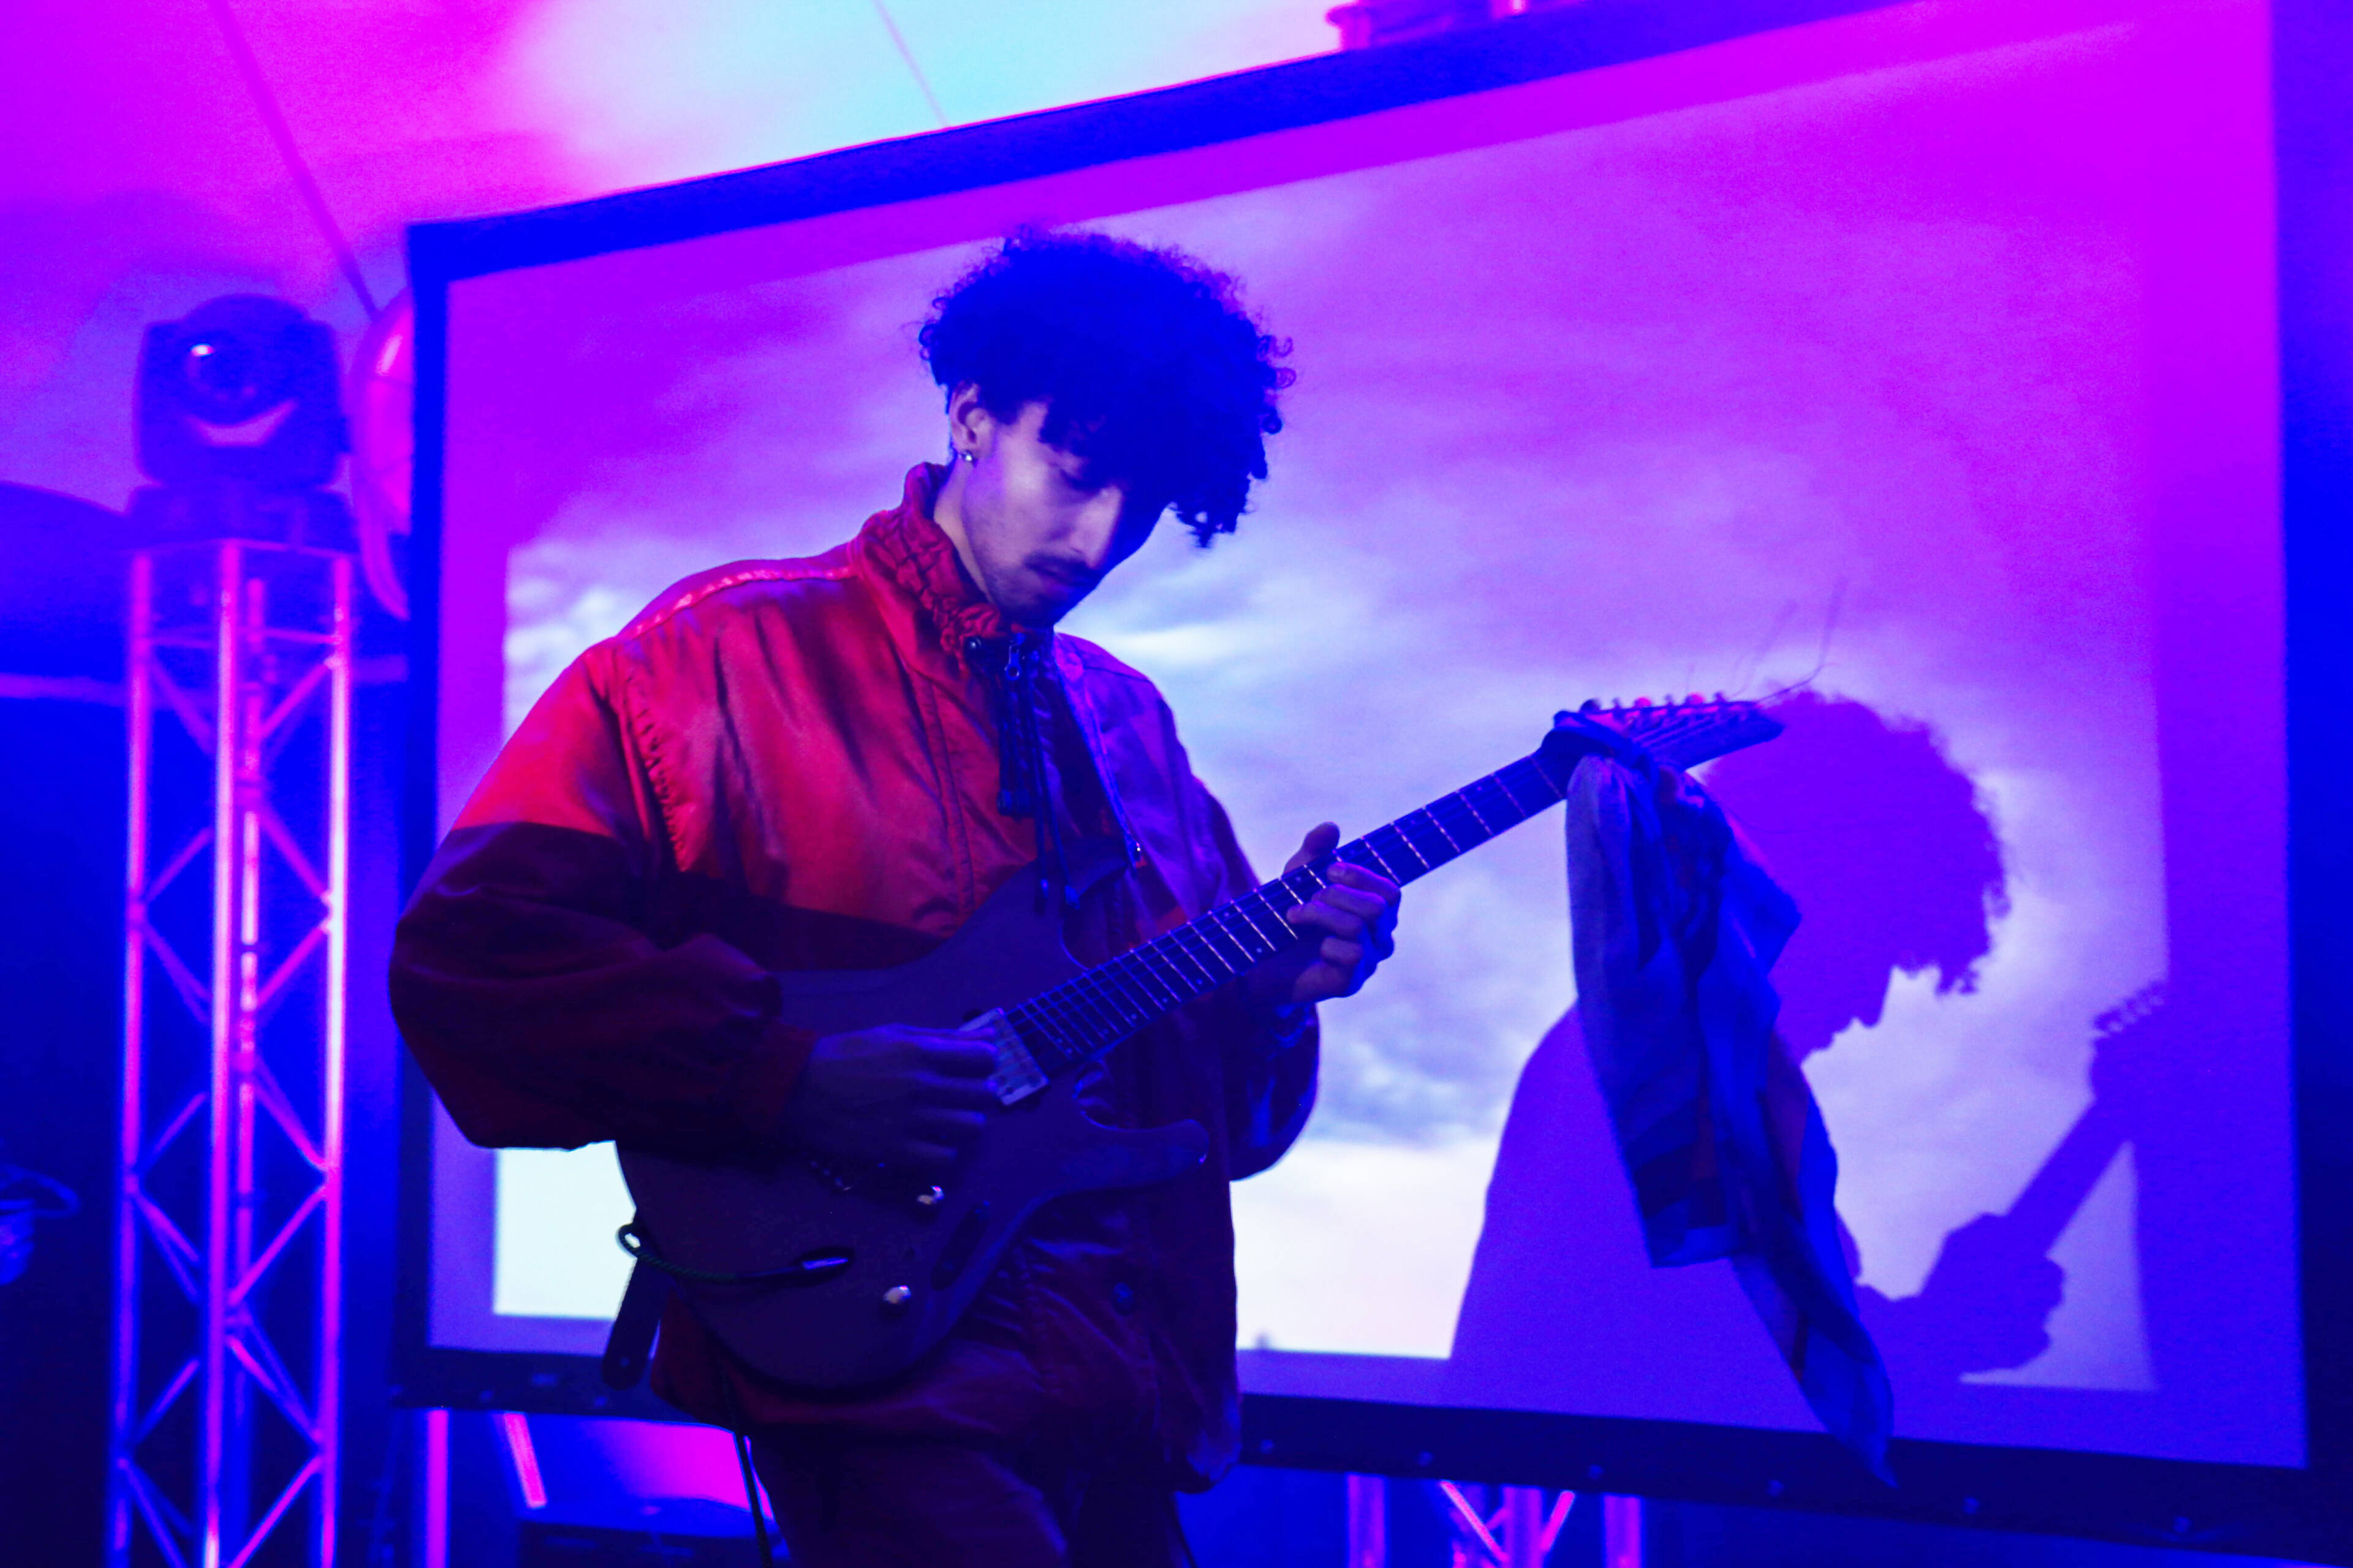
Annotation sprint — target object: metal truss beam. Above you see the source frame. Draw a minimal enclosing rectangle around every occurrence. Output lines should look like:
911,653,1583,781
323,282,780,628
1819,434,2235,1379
111,542,352,1568
1344,1474,1642,1567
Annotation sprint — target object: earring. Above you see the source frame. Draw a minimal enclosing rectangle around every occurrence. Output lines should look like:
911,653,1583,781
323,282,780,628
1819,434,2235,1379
959,449,977,465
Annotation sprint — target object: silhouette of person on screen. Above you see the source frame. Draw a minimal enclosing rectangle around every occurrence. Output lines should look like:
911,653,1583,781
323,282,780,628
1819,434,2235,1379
1451,693,2055,1414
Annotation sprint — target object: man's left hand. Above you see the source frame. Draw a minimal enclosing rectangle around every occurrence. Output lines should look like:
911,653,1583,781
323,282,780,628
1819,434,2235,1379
1243,822,1402,1013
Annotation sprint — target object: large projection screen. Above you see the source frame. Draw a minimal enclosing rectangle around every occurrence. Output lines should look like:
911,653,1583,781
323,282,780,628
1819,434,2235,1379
402,0,2350,1550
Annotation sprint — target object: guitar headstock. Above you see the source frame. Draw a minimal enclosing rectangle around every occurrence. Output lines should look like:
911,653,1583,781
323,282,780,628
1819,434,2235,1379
2088,980,2167,1104
1552,694,1785,770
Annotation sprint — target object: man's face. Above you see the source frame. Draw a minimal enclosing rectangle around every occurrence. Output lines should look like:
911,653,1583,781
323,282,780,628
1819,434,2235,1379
938,396,1161,627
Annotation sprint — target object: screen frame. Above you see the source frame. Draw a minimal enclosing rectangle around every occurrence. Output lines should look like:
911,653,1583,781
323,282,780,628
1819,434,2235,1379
393,0,2353,1556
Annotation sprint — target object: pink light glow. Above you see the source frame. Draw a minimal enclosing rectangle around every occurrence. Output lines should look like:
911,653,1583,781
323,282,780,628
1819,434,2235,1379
423,1407,449,1568
497,1411,548,1509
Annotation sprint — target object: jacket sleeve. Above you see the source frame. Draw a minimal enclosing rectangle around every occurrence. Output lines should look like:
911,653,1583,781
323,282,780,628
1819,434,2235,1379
1194,787,1321,1181
388,646,814,1154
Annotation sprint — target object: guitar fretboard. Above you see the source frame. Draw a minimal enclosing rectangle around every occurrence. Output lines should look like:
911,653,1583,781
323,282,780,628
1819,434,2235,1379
1005,749,1575,1075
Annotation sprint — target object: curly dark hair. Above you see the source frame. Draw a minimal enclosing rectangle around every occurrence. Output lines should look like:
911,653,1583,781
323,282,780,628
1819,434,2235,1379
917,229,1292,544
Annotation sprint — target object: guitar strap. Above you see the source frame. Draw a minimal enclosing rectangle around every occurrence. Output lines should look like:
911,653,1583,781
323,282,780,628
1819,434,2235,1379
602,1238,781,1551
600,1249,673,1390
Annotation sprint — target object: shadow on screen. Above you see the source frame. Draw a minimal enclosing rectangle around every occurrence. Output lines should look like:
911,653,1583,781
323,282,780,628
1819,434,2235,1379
1452,694,2188,1426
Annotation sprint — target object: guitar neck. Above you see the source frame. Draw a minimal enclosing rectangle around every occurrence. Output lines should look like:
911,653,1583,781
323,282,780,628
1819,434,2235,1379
1006,748,1575,1077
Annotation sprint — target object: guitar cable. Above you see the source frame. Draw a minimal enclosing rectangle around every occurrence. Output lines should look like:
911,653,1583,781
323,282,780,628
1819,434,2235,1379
618,1220,848,1286
618,1221,754,1283
718,1370,779,1564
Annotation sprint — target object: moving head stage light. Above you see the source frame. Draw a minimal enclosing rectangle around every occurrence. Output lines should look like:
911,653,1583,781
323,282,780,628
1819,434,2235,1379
131,294,354,548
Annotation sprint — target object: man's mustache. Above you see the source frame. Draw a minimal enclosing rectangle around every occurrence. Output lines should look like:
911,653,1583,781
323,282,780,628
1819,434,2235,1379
1023,554,1100,593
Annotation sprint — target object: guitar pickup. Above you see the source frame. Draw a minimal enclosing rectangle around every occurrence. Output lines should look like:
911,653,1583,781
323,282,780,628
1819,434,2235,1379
965,1009,1047,1106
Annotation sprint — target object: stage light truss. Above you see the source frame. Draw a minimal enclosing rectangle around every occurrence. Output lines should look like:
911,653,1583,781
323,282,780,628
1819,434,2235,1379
1343,1477,1639,1568
110,543,352,1568
1434,1481,1573,1568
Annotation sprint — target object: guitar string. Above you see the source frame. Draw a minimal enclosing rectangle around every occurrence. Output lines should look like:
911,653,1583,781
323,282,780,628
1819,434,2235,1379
1032,742,1610,1055
1006,706,1767,1066
1021,821,1420,1059
1016,763,1559,1063
1008,751,1580,1069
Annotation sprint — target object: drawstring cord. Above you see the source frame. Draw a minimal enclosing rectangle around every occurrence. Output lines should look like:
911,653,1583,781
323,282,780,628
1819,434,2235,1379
969,632,1071,909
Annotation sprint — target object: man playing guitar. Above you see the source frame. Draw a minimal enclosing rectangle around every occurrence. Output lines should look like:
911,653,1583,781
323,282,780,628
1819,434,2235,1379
391,230,1403,1566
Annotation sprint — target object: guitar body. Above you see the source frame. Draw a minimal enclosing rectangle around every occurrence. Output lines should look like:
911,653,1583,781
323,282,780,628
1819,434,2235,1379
616,854,1210,1390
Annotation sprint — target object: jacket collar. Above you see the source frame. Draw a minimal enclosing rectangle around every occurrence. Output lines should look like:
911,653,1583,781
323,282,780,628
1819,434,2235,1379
857,463,1033,669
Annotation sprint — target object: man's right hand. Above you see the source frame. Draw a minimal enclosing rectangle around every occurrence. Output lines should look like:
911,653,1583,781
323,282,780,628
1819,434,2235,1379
777,1025,1000,1170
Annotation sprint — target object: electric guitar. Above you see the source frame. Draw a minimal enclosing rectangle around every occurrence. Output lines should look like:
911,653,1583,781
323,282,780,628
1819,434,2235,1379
615,697,1783,1390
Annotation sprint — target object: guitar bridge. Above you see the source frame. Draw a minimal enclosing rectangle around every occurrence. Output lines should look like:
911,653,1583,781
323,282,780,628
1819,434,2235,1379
966,1009,1047,1105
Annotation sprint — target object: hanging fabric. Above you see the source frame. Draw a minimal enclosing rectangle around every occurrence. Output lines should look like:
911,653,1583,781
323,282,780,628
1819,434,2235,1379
1565,751,1894,1481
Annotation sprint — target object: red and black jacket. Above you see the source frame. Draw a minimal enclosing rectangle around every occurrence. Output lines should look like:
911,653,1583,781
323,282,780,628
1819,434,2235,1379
391,464,1317,1483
